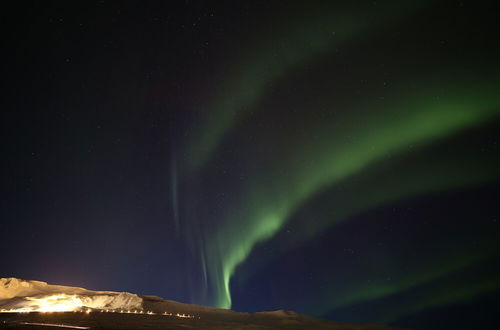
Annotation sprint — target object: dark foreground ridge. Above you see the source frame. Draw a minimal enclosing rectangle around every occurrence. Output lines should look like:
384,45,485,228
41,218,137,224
0,310,407,330
0,296,409,330
0,279,408,329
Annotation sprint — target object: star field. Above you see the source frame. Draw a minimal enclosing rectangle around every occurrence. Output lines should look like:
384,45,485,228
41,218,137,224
2,2,500,329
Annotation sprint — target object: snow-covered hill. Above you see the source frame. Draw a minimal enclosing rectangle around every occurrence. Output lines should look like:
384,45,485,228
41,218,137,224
0,278,407,329
0,278,142,312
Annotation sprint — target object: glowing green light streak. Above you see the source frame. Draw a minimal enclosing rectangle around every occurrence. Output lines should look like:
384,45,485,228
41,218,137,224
233,117,500,315
377,267,500,323
308,233,500,318
209,85,500,309
187,2,426,171
219,213,283,308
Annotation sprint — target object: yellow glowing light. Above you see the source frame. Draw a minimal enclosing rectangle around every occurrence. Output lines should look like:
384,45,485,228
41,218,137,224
23,294,85,312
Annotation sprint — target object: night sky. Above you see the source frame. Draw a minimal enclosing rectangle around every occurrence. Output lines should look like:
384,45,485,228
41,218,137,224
2,1,500,329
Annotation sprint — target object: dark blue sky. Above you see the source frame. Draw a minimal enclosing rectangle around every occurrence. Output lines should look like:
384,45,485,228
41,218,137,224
2,2,500,329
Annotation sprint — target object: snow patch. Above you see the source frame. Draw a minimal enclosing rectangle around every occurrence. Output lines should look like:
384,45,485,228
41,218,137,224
0,278,143,312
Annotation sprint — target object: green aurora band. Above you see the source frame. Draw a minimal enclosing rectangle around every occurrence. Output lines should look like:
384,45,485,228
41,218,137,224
205,83,500,309
186,1,426,171
233,117,500,321
181,2,500,313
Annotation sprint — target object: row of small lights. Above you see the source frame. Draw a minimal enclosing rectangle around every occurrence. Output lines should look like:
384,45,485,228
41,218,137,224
98,309,194,318
0,308,195,319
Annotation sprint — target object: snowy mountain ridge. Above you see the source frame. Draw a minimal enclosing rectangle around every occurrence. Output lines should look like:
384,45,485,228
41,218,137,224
0,277,143,312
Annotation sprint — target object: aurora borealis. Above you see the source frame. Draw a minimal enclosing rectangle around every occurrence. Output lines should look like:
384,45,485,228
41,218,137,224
3,1,500,329
178,0,500,314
